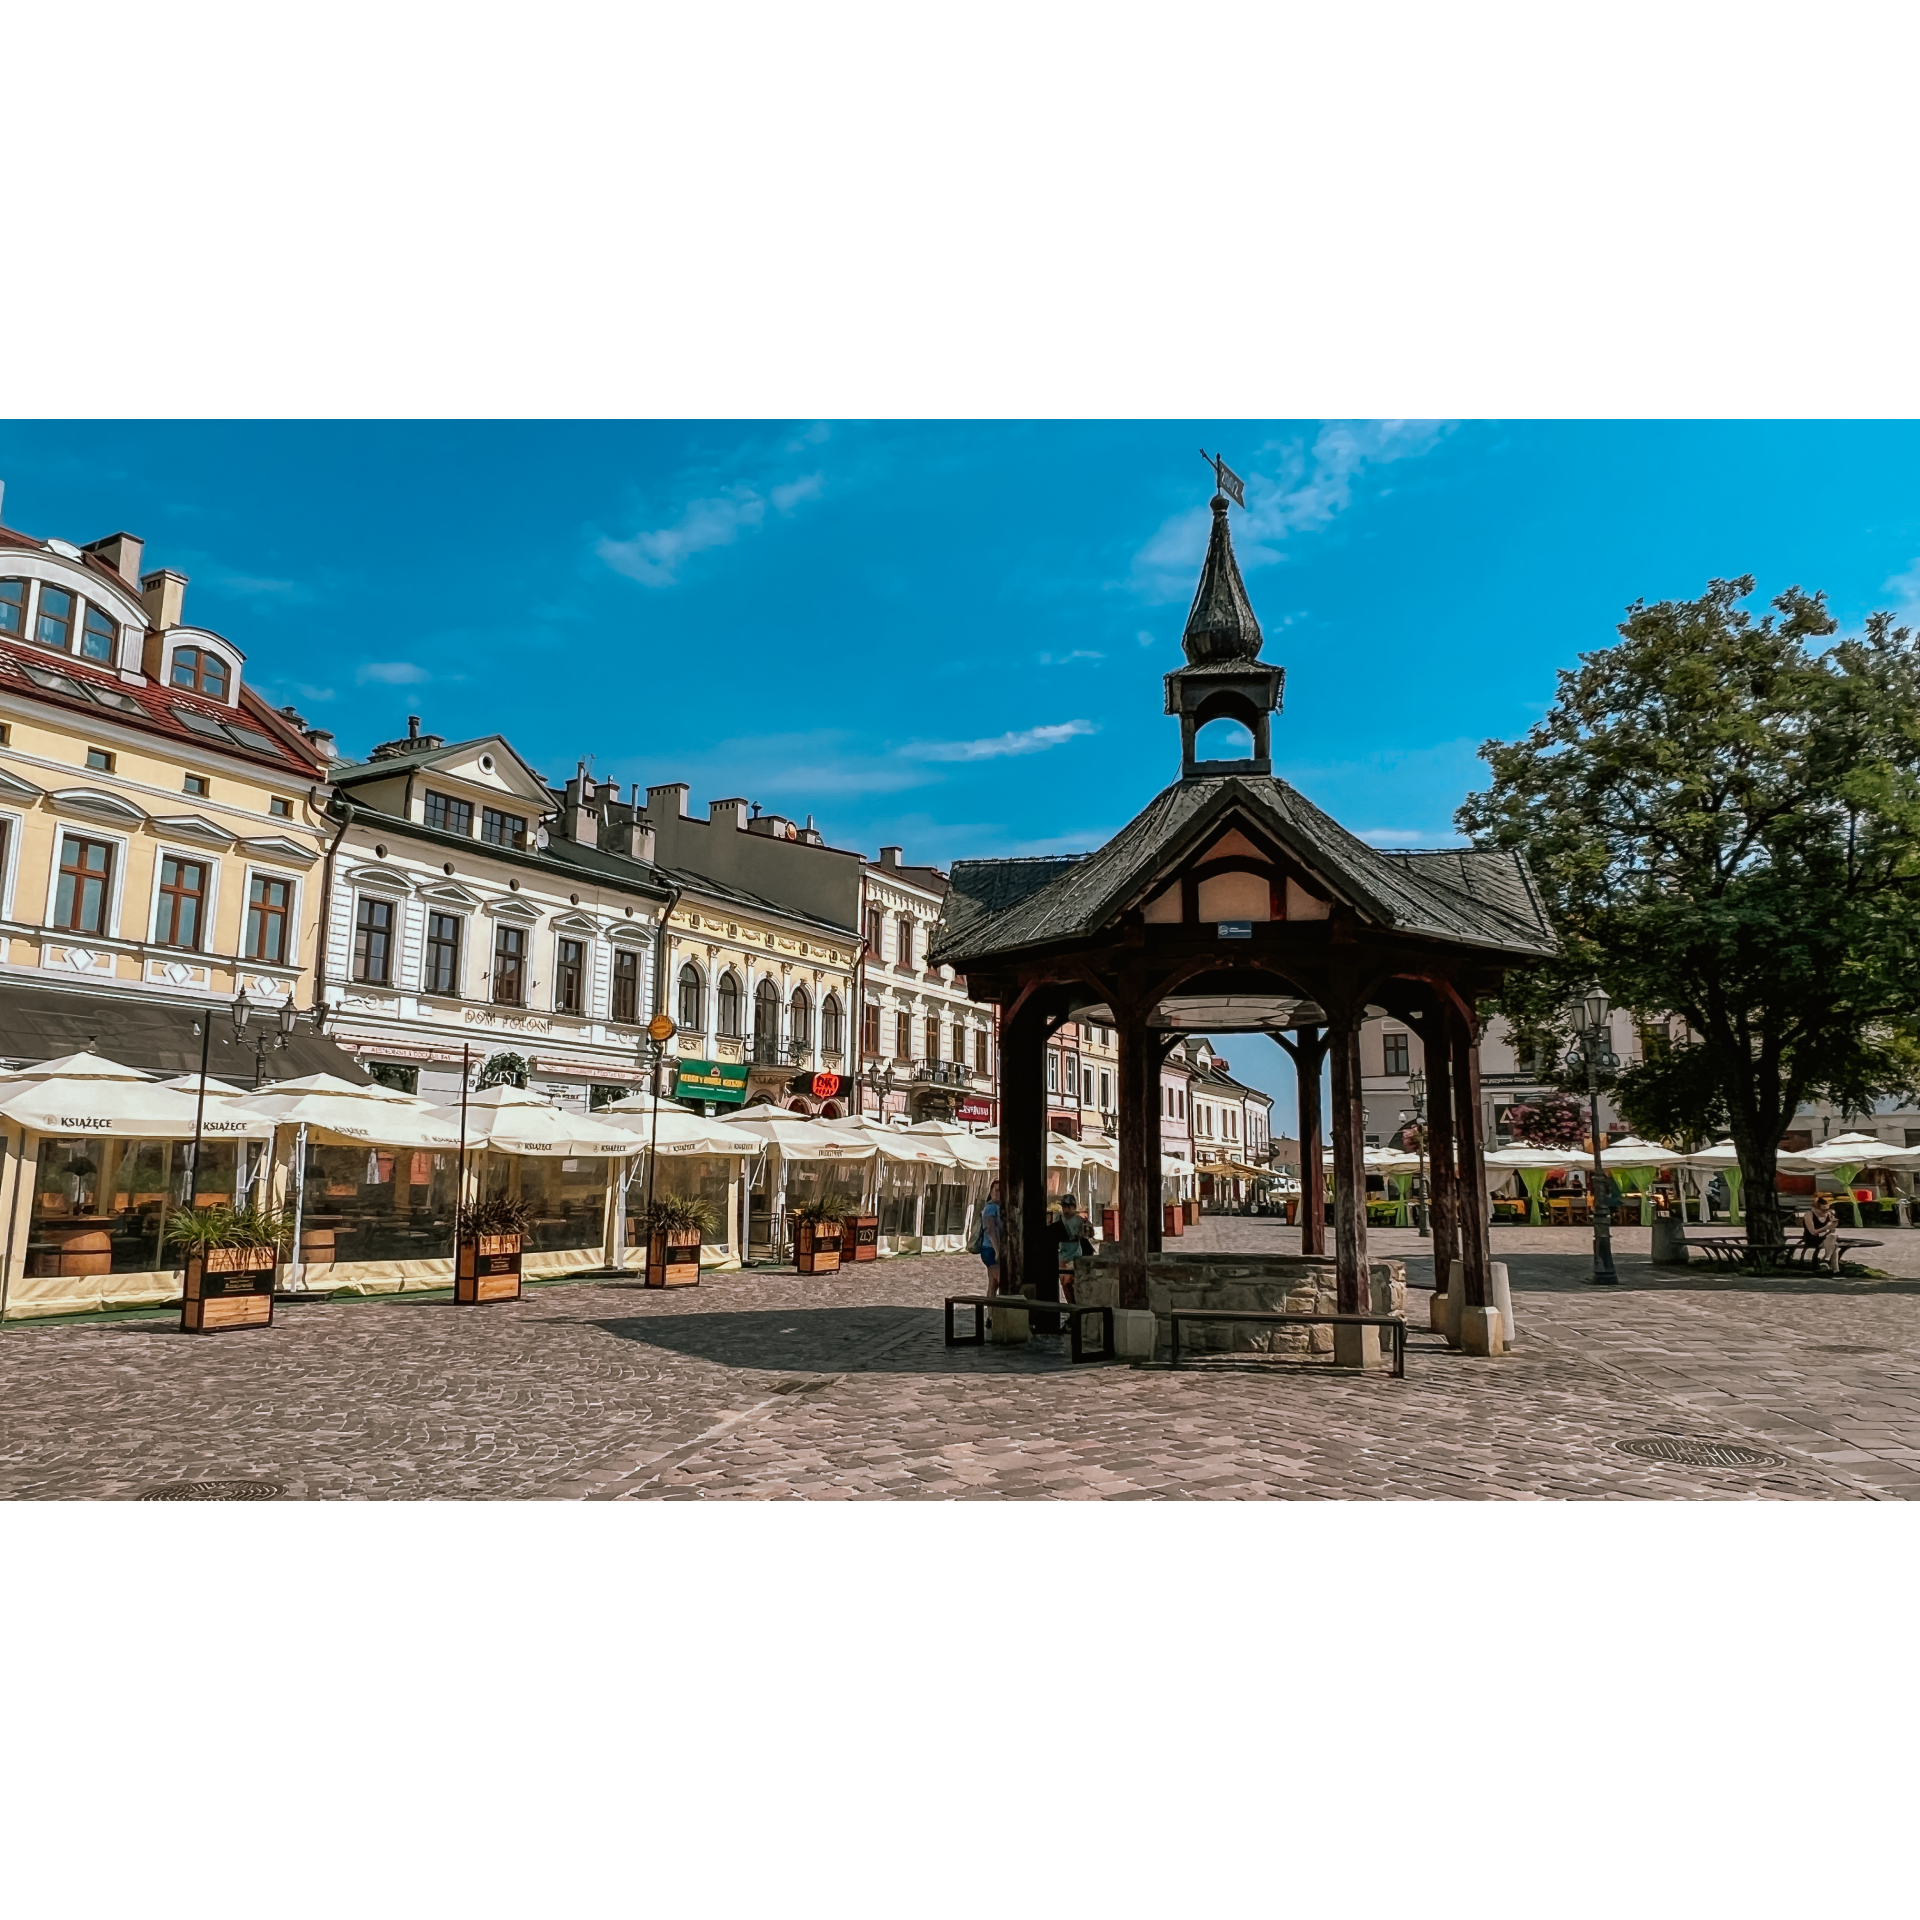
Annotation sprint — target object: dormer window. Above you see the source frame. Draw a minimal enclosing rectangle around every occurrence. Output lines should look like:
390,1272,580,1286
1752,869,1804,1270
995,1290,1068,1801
81,606,116,662
424,791,473,835
170,646,229,698
481,807,526,849
34,586,73,650
0,580,23,636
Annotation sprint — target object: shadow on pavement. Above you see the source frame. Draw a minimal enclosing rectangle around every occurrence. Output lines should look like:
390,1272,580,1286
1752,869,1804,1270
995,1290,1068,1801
580,1305,967,1375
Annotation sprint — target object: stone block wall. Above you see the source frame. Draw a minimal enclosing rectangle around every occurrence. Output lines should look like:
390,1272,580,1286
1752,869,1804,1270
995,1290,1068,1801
1076,1248,1406,1361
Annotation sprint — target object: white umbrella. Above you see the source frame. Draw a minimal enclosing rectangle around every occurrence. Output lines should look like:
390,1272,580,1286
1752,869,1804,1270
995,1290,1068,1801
0,1051,274,1141
816,1116,960,1166
722,1111,878,1162
595,1107,756,1156
1676,1140,1820,1171
236,1076,464,1150
905,1120,999,1172
1363,1144,1423,1173
418,1083,636,1158
1596,1135,1679,1171
1795,1131,1904,1168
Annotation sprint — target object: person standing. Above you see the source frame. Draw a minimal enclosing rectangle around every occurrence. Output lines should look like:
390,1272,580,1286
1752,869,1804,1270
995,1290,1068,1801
978,1179,1005,1296
1052,1192,1093,1303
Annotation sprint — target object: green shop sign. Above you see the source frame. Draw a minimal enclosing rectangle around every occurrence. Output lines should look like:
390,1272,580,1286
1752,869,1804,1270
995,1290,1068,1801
674,1058,750,1105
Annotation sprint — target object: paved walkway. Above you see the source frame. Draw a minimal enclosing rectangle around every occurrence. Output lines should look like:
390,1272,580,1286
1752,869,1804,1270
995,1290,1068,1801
6,1222,1920,1499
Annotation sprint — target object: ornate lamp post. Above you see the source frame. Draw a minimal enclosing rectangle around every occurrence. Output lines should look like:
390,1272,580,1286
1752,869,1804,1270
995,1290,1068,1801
863,1059,896,1119
1565,988,1620,1285
231,986,301,1089
1404,1067,1430,1237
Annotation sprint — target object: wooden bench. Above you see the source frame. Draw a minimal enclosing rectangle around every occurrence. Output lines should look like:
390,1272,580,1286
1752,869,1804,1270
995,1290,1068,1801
1688,1236,1881,1274
944,1295,1116,1363
1169,1309,1408,1378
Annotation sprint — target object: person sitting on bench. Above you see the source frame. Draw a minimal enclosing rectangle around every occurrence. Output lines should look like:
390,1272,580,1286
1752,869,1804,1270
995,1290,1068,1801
1802,1192,1842,1274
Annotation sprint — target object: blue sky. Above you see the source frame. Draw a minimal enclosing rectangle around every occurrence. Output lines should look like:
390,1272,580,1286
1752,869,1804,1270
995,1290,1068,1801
7,418,1920,1126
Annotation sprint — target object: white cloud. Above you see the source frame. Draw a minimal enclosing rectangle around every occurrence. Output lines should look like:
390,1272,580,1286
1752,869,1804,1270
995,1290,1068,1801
903,720,1097,762
1885,557,1920,614
356,661,431,686
598,464,827,588
1137,629,1158,648
1131,421,1452,601
1037,649,1104,666
1356,825,1469,848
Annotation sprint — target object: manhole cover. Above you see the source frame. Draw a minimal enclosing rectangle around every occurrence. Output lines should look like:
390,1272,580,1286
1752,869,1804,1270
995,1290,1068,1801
1614,1438,1787,1470
139,1480,284,1502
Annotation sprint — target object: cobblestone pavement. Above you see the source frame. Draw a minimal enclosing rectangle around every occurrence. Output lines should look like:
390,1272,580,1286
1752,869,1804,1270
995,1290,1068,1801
6,1222,1920,1499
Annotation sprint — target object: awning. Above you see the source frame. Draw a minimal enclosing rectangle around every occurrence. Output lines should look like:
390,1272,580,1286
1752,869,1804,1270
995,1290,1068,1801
235,1074,464,1150
0,979,371,1084
721,1112,878,1162
420,1084,637,1157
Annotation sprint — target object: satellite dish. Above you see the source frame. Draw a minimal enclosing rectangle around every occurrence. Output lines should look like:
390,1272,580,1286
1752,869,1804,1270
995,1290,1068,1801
535,826,550,849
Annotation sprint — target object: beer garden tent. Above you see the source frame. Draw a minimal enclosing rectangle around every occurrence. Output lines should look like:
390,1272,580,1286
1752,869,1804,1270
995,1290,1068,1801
234,1074,464,1151
1673,1139,1822,1225
724,1109,878,1259
1362,1142,1423,1224
816,1116,970,1249
1767,1130,1915,1228
420,1083,636,1157
1481,1144,1582,1224
0,1051,275,1142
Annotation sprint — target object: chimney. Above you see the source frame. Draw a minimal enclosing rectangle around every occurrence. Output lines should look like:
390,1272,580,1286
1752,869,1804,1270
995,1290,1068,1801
645,782,693,819
306,728,338,763
83,532,145,586
709,797,750,833
407,715,421,740
140,568,189,631
628,820,656,863
879,845,903,869
567,765,596,845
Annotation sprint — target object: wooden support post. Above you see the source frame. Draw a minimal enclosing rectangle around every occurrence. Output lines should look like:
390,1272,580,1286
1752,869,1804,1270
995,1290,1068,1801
1297,1026,1327,1257
1450,1000,1492,1312
1423,1001,1458,1288
1116,1006,1155,1312
1325,1004,1369,1316
1000,999,1047,1304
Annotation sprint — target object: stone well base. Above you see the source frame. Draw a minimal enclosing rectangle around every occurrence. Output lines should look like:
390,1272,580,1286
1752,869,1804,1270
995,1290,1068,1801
1076,1249,1406,1364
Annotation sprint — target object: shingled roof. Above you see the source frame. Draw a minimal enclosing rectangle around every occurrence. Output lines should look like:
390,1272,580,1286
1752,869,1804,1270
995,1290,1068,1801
932,772,1556,966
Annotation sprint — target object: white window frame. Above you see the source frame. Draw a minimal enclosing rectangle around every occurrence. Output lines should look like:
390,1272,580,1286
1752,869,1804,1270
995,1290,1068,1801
349,885,407,986
146,844,225,954
43,821,132,939
239,862,304,968
551,930,595,1017
0,806,25,921
420,905,469,998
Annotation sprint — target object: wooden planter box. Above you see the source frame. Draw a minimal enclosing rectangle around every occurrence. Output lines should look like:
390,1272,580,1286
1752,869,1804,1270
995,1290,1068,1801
181,1245,278,1333
1101,1206,1119,1242
847,1215,879,1262
645,1228,703,1288
456,1232,523,1304
1162,1202,1184,1237
1184,1199,1202,1226
794,1223,843,1274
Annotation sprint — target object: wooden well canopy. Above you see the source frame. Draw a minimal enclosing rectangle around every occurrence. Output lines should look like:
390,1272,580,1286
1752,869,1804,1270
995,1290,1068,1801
929,484,1556,1321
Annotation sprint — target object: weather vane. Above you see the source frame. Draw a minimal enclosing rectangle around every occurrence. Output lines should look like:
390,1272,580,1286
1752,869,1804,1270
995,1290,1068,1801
1200,447,1245,508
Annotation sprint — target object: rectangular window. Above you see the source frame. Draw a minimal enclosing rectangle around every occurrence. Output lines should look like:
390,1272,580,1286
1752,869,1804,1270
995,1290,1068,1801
0,579,24,636
86,749,115,773
54,834,113,934
34,585,74,650
926,1017,941,1061
1383,1031,1410,1076
424,790,473,836
1083,1068,1094,1103
896,915,914,969
612,948,640,1023
863,1000,882,1054
425,912,461,993
245,874,292,962
269,796,292,818
481,807,526,848
556,938,585,1013
1047,1052,1059,1092
352,896,394,983
976,1029,989,1074
1100,1069,1112,1109
864,906,883,955
492,924,526,1005
894,1009,911,1061
184,774,210,797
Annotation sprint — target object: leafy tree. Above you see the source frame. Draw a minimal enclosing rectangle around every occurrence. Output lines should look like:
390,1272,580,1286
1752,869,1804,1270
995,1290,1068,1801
1458,578,1920,1248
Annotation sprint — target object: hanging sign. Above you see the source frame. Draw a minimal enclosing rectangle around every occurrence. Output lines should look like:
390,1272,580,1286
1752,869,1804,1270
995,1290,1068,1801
956,1097,996,1124
674,1058,750,1105
1217,921,1252,939
810,1072,842,1100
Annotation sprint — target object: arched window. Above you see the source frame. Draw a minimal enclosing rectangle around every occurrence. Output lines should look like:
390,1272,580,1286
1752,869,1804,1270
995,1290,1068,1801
789,985,812,1050
170,645,229,698
677,962,705,1032
821,993,843,1054
754,977,781,1052
81,605,116,662
717,970,742,1037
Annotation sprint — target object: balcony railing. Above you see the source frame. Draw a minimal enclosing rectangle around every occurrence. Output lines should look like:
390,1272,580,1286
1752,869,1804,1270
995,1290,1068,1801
743,1039,804,1067
913,1060,976,1088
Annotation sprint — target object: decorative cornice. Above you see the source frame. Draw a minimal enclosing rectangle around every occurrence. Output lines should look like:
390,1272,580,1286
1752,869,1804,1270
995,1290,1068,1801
150,813,238,850
236,833,321,868
48,786,148,828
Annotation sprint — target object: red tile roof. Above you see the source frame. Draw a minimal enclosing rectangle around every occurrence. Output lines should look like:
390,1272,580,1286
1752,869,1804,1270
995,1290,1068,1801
0,637,325,780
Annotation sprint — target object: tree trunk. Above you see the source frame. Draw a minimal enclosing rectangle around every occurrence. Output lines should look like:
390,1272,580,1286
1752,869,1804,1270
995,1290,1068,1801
1734,1135,1787,1250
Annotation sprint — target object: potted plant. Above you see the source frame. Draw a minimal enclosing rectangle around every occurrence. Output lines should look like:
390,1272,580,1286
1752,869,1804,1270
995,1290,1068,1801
456,1194,530,1304
636,1193,715,1288
169,1203,288,1333
790,1196,850,1275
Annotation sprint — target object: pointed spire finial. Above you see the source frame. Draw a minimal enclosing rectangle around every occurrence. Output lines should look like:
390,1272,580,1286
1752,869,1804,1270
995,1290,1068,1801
1181,457,1263,665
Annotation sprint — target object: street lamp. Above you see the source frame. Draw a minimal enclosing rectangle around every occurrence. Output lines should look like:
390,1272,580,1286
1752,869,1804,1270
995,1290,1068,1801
1565,989,1620,1285
232,987,301,1088
1406,1068,1430,1237
864,1059,896,1117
